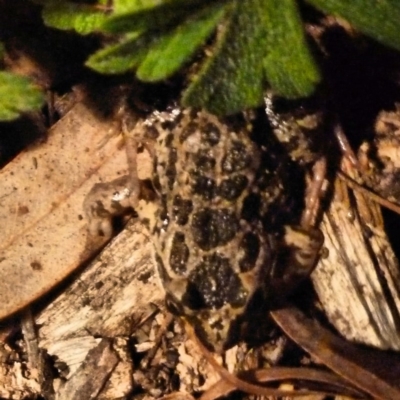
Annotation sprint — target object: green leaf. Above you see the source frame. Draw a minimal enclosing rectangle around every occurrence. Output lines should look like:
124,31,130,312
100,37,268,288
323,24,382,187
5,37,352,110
40,1,108,34
0,72,45,121
307,0,400,50
85,33,149,74
263,0,320,98
182,0,266,115
103,0,217,33
112,0,184,15
137,4,226,81
89,0,321,111
88,3,226,77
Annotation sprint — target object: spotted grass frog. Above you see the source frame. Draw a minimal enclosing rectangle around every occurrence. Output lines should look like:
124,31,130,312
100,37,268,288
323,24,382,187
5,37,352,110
84,104,323,352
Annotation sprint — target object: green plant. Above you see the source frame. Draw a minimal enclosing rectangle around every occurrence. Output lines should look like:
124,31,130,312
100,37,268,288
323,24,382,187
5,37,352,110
0,42,45,121
2,0,400,119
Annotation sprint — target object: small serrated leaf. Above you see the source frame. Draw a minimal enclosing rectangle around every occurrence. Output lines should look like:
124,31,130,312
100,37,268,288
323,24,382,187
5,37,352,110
103,0,215,33
182,0,266,115
0,72,45,121
112,0,161,15
307,0,400,50
263,0,320,98
137,4,226,81
85,33,148,74
41,1,108,35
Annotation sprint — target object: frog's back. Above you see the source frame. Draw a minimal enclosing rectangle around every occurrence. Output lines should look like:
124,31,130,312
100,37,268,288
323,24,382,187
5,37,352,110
147,109,290,350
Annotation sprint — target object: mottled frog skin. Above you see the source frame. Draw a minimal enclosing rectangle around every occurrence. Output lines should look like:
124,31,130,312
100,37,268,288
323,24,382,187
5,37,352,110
85,106,323,352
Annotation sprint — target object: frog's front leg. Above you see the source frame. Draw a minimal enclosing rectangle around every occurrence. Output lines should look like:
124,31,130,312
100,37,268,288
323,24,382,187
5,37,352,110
272,225,324,287
270,158,326,296
83,174,138,240
83,122,145,240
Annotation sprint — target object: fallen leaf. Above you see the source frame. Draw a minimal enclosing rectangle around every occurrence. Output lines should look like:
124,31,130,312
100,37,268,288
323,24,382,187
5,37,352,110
0,102,129,319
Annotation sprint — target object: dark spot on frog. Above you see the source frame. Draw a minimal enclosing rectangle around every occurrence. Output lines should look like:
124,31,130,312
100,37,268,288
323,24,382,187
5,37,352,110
161,120,178,131
256,169,275,190
218,175,248,201
239,232,260,272
179,121,197,143
241,193,261,222
221,142,251,173
191,208,238,250
158,194,169,227
183,253,248,310
164,132,174,147
172,195,193,225
152,172,162,193
146,125,159,140
201,122,220,146
166,146,177,190
193,150,216,172
192,175,215,200
209,317,225,332
30,261,42,271
170,231,189,274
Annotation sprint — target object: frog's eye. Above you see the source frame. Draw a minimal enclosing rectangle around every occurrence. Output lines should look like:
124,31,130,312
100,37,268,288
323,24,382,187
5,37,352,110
165,294,184,316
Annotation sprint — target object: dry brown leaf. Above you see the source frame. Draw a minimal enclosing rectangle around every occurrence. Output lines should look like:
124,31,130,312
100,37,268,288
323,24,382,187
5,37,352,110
0,103,129,319
201,367,364,400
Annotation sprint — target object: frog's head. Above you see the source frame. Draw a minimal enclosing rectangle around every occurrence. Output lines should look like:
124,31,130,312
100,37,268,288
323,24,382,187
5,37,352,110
162,266,263,352
160,249,266,352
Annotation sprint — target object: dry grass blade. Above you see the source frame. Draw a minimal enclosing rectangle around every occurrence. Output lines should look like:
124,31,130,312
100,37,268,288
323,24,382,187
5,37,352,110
271,306,400,400
338,171,400,216
184,323,335,398
202,367,365,400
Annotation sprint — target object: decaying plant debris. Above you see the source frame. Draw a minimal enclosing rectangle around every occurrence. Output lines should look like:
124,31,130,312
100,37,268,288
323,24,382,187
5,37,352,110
3,10,400,400
1,95,400,399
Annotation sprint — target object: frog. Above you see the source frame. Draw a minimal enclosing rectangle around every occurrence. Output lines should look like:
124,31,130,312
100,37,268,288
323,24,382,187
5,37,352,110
83,103,323,353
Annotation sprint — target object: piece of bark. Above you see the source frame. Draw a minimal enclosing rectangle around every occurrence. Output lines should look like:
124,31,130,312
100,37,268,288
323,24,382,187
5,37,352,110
37,219,220,399
312,177,400,350
37,219,161,343
55,339,119,400
36,220,161,399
